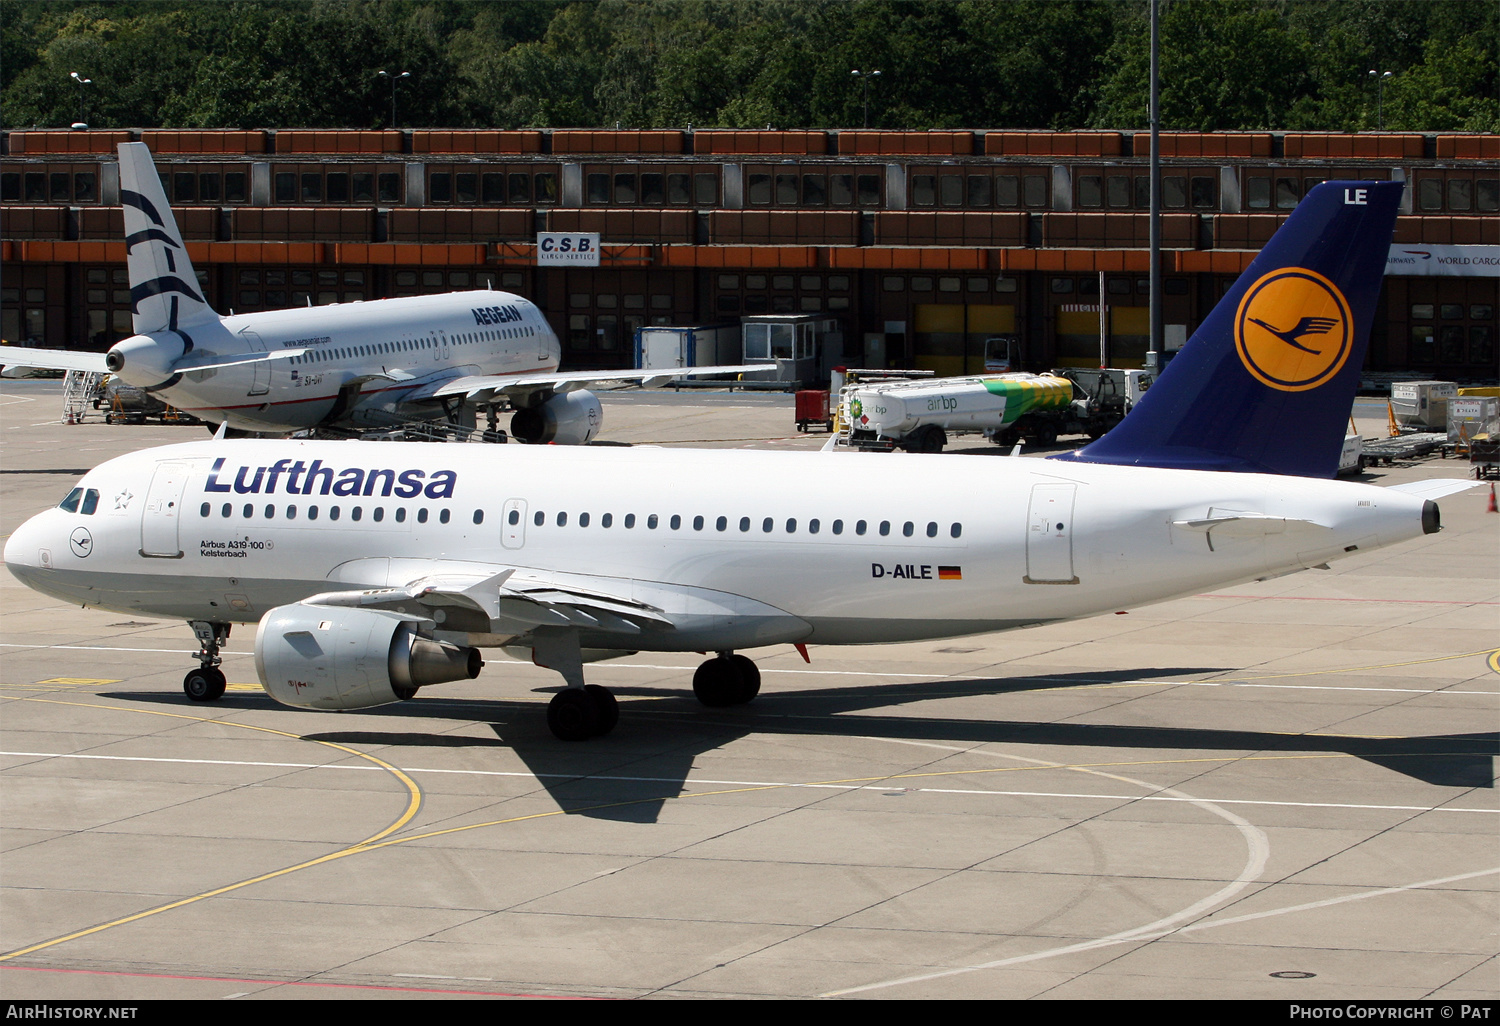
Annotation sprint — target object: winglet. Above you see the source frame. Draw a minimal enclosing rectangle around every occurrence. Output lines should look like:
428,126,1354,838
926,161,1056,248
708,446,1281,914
1056,181,1403,478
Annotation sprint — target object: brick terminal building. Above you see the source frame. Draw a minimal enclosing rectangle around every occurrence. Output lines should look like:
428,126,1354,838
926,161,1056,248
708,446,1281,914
2,127,1496,382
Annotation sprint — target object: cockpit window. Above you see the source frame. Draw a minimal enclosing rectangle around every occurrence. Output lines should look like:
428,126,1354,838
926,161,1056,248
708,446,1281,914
59,487,100,514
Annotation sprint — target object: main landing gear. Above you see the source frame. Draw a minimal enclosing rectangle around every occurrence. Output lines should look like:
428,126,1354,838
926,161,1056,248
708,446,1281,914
692,653,761,707
543,651,763,741
546,684,619,742
183,620,230,702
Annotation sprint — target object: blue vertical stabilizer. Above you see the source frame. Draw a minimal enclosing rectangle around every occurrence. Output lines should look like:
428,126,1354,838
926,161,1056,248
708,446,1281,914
1055,181,1402,477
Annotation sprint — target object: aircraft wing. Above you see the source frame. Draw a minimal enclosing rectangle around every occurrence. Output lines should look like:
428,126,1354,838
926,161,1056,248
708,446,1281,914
305,566,674,638
309,559,808,650
0,347,109,374
431,364,779,402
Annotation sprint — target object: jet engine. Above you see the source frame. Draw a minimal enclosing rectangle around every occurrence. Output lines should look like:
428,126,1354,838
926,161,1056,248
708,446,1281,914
510,390,603,445
105,332,184,388
254,603,482,711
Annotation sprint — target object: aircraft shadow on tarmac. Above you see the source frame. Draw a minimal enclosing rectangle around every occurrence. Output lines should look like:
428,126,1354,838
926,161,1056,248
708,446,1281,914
111,667,1498,823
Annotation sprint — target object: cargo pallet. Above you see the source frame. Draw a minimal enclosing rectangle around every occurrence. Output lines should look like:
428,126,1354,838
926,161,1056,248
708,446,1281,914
1359,432,1448,466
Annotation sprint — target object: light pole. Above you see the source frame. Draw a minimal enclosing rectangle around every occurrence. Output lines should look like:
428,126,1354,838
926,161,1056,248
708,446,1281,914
1368,70,1393,130
69,72,92,127
376,70,411,129
850,69,881,129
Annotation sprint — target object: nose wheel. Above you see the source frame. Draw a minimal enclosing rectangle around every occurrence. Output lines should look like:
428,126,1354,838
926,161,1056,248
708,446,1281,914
184,620,231,702
184,666,227,702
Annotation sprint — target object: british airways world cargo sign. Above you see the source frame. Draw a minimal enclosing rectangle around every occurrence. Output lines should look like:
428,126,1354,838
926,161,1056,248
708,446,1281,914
537,232,601,267
1385,244,1500,277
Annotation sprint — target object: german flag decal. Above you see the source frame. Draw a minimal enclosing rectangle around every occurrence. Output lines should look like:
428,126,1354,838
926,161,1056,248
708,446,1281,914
938,566,962,581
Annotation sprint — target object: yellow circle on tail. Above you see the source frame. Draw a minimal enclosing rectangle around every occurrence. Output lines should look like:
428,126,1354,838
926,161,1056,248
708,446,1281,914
1234,268,1352,392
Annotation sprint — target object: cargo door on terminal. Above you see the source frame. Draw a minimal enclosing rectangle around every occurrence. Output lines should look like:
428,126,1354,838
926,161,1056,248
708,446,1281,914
140,461,189,558
914,304,1016,377
1025,482,1078,584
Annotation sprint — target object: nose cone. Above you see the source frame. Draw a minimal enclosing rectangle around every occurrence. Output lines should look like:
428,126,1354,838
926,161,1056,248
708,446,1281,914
4,511,49,586
106,333,180,387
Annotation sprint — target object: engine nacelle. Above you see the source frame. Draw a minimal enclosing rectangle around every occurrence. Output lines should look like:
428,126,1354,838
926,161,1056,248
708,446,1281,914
254,603,482,711
510,389,603,445
105,332,185,388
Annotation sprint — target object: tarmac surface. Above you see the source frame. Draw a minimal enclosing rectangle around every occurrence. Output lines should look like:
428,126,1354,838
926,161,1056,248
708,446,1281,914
1,379,1496,1000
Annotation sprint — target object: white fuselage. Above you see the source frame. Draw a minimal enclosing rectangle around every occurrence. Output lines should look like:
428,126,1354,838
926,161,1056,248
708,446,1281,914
110,291,559,431
4,440,1430,652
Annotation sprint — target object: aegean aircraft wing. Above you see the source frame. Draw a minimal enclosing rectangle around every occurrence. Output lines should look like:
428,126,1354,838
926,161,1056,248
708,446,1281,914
0,347,109,375
430,364,778,402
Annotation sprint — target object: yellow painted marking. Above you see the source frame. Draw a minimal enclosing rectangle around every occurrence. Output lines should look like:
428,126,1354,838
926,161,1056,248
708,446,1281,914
0,695,422,964
32,678,120,687
5,645,1495,961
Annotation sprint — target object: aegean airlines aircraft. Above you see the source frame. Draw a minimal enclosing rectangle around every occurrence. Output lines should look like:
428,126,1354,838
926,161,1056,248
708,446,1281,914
0,142,766,441
6,180,1475,740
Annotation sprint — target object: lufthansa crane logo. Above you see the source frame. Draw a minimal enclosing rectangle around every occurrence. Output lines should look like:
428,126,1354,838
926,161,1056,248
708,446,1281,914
1234,268,1353,392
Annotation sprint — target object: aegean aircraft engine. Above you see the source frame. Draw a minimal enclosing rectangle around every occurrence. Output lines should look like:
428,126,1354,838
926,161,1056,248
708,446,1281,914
510,390,603,445
255,603,482,711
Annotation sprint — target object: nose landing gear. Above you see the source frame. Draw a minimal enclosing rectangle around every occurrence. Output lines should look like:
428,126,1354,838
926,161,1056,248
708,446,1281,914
183,620,230,702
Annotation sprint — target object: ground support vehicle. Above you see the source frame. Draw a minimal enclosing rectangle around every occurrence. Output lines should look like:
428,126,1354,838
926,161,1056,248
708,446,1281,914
838,368,1149,453
794,390,833,432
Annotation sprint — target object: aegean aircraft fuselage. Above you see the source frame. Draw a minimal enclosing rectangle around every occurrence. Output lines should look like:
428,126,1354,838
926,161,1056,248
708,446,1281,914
106,290,557,432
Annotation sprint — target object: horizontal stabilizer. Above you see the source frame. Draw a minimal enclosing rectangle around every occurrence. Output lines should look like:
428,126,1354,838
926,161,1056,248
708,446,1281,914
0,348,109,374
173,348,306,373
1172,511,1330,538
1384,479,1484,501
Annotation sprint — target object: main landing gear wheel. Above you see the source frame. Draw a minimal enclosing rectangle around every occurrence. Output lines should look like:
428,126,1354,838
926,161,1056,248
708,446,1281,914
183,667,226,702
693,653,761,707
547,685,619,741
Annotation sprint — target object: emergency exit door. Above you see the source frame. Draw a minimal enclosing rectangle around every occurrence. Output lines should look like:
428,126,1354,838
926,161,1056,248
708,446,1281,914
239,329,271,396
141,461,189,558
501,499,527,549
1025,483,1078,584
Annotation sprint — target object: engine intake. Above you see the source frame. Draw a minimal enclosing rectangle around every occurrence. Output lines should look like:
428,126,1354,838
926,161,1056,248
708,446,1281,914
255,603,481,711
511,390,603,445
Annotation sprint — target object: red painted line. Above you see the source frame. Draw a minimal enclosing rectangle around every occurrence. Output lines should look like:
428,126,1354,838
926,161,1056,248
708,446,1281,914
1,963,590,999
1202,593,1500,606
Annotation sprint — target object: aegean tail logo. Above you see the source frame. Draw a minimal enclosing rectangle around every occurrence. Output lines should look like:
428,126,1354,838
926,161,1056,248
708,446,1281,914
1234,267,1352,392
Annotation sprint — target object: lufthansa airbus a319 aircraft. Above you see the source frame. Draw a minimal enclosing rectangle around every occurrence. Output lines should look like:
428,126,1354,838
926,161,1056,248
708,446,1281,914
6,181,1477,740
0,142,766,441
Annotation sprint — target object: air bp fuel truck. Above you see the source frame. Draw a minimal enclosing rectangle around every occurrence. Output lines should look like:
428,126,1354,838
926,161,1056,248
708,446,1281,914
838,369,1151,453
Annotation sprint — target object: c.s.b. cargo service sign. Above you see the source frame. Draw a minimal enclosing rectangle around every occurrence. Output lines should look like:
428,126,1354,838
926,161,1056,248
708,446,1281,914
537,232,601,267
